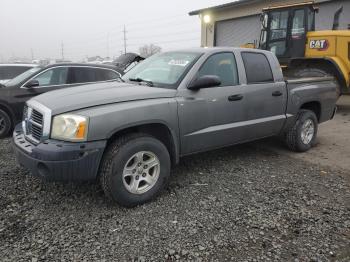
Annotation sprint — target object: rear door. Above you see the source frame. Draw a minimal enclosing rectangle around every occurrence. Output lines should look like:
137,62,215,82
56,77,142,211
240,52,287,140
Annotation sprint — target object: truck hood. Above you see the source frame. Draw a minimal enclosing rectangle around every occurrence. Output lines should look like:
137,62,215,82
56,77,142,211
32,82,177,115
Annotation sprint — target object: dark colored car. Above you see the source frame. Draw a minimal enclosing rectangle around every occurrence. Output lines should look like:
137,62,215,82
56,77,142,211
0,63,121,138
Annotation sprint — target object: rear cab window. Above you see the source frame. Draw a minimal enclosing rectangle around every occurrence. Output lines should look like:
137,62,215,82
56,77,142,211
241,52,274,84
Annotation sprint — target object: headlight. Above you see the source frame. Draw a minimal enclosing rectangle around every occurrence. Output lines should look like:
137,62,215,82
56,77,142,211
51,114,89,142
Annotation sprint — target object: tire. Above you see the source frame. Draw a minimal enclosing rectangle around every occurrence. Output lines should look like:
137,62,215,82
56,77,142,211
285,110,318,152
99,133,171,207
0,109,12,139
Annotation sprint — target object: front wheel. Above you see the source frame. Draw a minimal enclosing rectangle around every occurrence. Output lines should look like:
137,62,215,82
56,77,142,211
285,110,318,152
99,133,171,207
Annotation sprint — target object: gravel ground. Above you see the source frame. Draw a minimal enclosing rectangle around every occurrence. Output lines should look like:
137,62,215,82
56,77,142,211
1,137,350,261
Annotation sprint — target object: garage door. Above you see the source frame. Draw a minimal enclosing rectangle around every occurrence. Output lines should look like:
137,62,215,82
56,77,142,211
215,15,261,47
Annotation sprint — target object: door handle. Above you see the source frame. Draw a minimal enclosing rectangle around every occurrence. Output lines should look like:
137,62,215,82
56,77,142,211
228,94,243,101
272,91,283,97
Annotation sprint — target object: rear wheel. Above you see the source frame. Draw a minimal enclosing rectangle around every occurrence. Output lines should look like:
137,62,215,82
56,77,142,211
285,110,318,152
99,133,171,207
0,109,11,139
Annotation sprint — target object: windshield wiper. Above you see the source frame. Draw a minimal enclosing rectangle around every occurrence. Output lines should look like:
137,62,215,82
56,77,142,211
117,77,125,82
129,77,154,87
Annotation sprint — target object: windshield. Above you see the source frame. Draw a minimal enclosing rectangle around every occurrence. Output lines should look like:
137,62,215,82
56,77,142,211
5,67,42,87
122,51,202,88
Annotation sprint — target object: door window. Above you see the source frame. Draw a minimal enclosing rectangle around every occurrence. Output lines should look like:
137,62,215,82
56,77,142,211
308,9,315,31
95,68,120,81
32,67,68,86
241,52,274,83
68,67,119,84
268,10,289,56
292,9,305,39
270,11,288,40
67,67,97,84
198,53,239,86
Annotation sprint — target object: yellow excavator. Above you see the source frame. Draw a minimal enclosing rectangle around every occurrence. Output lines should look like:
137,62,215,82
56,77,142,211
252,1,350,94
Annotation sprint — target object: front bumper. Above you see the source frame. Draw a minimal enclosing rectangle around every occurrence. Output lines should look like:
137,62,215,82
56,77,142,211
13,124,106,181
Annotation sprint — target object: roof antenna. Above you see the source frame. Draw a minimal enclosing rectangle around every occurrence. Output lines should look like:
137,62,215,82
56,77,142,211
332,6,343,30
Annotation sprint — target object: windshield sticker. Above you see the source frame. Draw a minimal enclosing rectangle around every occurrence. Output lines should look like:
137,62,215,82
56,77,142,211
168,59,190,67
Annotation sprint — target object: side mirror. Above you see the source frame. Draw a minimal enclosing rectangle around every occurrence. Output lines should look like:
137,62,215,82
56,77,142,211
24,79,39,88
188,75,221,90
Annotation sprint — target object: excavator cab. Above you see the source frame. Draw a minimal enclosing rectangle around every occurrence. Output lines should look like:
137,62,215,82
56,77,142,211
259,2,316,66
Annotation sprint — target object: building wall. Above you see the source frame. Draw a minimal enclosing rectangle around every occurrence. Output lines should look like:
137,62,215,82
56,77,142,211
315,0,350,31
199,0,350,47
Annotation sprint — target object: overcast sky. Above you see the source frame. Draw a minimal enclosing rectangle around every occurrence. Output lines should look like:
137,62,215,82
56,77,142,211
0,0,232,62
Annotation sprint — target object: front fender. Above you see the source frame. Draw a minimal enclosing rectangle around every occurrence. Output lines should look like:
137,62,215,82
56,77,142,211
74,97,179,144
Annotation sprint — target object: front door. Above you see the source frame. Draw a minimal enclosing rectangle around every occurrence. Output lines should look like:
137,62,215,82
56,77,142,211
177,52,247,155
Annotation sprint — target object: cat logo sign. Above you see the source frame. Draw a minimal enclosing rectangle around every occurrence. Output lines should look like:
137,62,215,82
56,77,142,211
309,39,329,51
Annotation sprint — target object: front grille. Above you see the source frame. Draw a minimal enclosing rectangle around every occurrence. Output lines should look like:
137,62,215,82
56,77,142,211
31,110,43,125
23,106,44,143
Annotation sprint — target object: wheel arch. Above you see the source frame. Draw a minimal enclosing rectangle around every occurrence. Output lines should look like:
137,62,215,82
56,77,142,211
299,101,321,122
106,122,179,166
290,57,348,92
0,102,16,127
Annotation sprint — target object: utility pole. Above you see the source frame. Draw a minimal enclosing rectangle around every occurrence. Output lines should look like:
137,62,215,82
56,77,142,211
107,33,110,58
123,25,127,54
61,42,64,60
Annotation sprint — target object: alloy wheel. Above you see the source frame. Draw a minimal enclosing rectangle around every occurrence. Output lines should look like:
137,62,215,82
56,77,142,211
122,151,160,194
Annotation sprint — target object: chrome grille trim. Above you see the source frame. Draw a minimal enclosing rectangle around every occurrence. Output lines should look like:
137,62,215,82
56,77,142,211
23,100,52,143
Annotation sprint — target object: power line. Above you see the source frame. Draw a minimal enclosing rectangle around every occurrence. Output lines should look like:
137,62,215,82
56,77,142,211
62,19,199,46
62,28,199,52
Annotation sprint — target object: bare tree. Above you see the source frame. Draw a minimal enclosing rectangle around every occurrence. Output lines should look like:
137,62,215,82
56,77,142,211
139,44,162,58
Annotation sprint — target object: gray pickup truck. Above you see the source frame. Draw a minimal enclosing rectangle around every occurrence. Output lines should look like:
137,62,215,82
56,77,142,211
13,48,338,207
